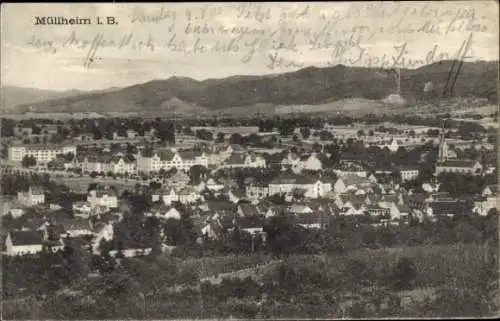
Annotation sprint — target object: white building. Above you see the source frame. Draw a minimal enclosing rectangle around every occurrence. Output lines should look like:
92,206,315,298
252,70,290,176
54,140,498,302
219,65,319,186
4,231,44,256
17,186,45,207
8,144,77,164
82,155,136,175
221,153,267,169
268,174,332,199
400,167,420,182
87,188,118,209
136,149,208,173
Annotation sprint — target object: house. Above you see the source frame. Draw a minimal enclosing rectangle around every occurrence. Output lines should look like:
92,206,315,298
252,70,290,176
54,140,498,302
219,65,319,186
160,187,202,205
482,185,498,197
435,160,483,175
17,186,45,207
334,175,372,194
399,167,420,182
109,245,152,258
237,203,261,217
235,215,265,235
268,174,332,199
4,230,44,256
205,178,225,191
222,153,266,169
366,205,391,218
148,203,182,220
384,139,402,152
288,204,314,214
201,213,236,240
377,201,401,219
300,153,323,171
166,170,190,189
295,212,329,229
225,144,245,154
73,201,92,215
126,129,139,139
246,183,270,203
281,152,302,173
228,189,247,204
59,218,93,238
281,152,322,173
87,187,118,209
426,200,462,218
422,182,441,193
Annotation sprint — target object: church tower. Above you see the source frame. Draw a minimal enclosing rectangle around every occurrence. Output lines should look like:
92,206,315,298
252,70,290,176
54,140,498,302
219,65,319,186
437,122,448,163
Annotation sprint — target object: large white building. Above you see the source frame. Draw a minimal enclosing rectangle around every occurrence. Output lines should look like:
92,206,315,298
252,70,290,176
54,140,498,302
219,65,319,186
4,231,44,256
81,155,137,175
8,144,77,164
136,149,209,173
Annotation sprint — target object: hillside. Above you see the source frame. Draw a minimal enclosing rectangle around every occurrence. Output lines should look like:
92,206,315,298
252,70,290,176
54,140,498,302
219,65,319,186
1,86,120,112
11,60,498,114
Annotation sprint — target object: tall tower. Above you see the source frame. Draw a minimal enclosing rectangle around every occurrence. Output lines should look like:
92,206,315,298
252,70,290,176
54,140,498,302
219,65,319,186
437,121,448,163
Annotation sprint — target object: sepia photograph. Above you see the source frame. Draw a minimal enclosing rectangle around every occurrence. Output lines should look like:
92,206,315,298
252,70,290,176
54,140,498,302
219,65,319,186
0,1,499,319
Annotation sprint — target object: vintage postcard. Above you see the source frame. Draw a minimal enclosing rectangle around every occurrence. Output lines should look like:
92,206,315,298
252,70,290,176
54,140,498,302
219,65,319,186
1,1,499,319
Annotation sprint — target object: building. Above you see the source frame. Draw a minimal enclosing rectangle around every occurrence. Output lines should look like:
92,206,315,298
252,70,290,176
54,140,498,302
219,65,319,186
87,187,118,209
81,154,136,175
399,167,420,182
160,187,203,205
246,183,270,203
4,230,44,256
268,174,332,199
435,160,483,175
136,149,208,173
8,144,77,164
17,186,45,207
222,153,267,169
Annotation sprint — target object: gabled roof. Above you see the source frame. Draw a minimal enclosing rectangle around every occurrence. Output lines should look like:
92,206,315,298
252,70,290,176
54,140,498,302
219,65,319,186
155,149,176,161
225,153,246,165
206,200,236,213
178,151,204,160
381,194,401,203
485,185,498,194
340,175,371,187
429,201,461,215
9,230,43,246
230,189,246,198
270,173,318,185
89,188,117,197
295,212,329,225
236,215,264,229
20,186,44,195
228,144,244,152
58,218,92,231
438,160,479,168
238,204,260,217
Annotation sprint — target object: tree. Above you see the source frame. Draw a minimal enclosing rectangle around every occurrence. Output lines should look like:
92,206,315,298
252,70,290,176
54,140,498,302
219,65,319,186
216,132,225,143
391,257,417,291
368,130,374,136
300,127,311,139
21,155,36,168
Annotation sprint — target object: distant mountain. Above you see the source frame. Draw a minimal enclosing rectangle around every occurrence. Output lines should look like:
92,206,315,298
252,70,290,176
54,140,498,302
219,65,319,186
1,86,121,112
11,60,498,114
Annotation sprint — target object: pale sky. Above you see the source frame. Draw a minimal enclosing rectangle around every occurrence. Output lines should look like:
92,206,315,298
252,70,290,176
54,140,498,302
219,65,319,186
1,1,498,91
